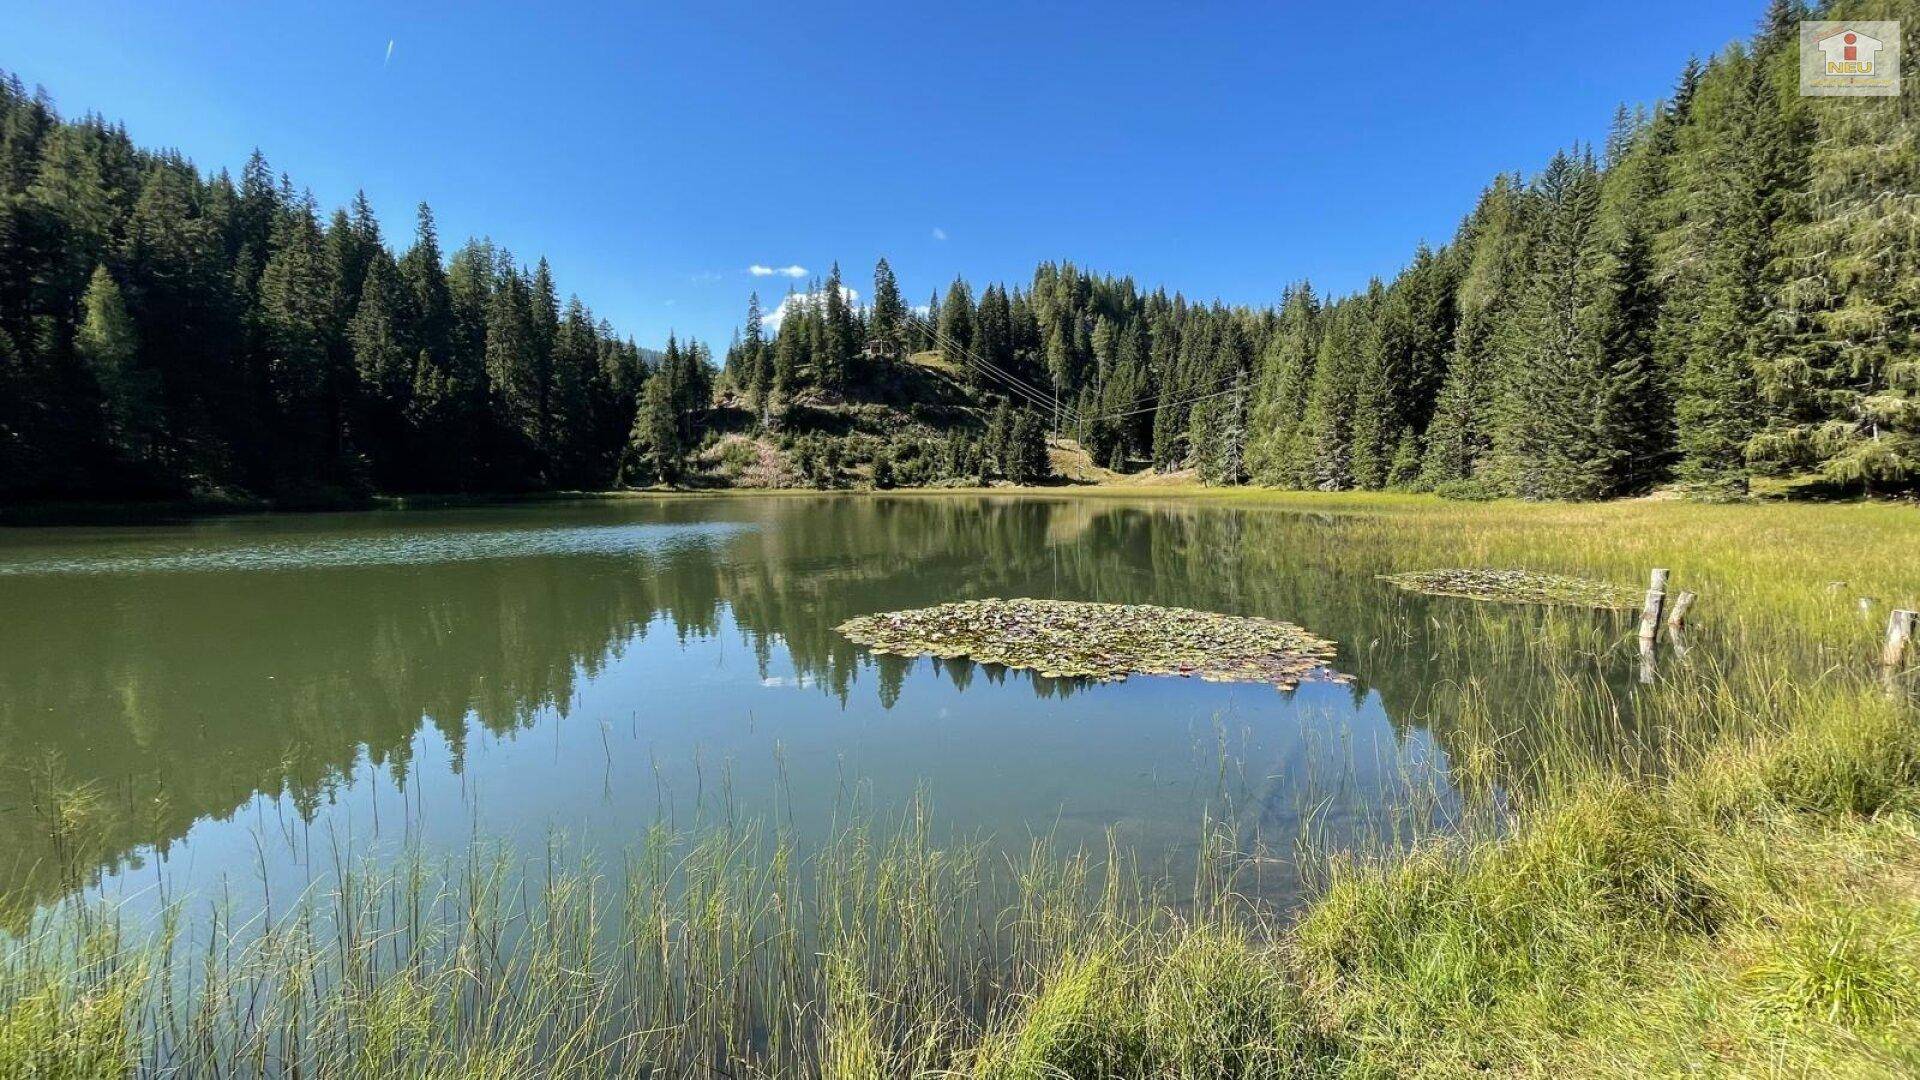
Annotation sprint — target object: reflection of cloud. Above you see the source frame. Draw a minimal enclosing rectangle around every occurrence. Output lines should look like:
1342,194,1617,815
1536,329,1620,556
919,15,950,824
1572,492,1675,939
760,674,819,689
750,264,808,278
764,284,860,330
931,227,947,241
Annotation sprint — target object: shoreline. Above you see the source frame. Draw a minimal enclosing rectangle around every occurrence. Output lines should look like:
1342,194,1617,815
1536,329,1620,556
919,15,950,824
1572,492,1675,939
6,480,1915,529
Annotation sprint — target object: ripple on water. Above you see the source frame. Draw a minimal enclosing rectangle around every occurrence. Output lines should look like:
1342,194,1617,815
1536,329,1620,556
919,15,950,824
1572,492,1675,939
0,521,749,576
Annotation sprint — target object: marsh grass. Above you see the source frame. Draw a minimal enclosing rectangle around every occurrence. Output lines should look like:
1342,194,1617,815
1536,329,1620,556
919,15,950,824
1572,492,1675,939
6,492,1918,1076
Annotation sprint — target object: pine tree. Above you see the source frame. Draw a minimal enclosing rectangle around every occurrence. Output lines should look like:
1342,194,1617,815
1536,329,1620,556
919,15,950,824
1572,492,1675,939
1302,302,1364,490
484,252,544,478
938,279,974,373
348,251,411,480
820,262,854,393
255,192,342,487
1349,279,1397,489
1422,177,1527,489
1674,50,1784,495
1588,106,1672,494
75,264,157,460
621,368,682,485
740,292,768,422
867,258,905,374
1006,409,1048,484
1249,283,1319,486
1756,61,1920,489
1489,151,1612,500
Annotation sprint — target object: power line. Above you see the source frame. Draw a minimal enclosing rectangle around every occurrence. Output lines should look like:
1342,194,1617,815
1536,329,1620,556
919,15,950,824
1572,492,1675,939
898,310,1252,431
903,312,1075,424
906,312,1063,417
1077,380,1247,425
1086,367,1249,418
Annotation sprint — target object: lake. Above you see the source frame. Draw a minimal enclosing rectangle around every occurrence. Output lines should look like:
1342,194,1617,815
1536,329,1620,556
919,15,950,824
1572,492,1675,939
0,494,1645,933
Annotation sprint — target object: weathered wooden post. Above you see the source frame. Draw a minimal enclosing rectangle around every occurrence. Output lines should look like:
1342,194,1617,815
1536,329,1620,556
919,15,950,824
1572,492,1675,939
1638,569,1668,684
1884,609,1917,672
1638,569,1669,648
1666,591,1696,634
1666,591,1696,660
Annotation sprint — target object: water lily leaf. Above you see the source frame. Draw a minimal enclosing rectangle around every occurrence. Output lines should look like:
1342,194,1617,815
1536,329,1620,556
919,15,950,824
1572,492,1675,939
836,598,1346,689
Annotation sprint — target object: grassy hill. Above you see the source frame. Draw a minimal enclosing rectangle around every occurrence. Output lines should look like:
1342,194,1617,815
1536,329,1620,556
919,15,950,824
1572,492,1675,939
693,350,1077,489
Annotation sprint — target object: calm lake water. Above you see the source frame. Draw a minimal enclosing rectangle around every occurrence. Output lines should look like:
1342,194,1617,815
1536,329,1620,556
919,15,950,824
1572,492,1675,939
0,495,1639,931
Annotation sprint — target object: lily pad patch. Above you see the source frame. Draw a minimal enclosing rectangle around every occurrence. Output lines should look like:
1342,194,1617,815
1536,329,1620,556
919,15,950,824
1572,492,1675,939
1379,568,1638,610
836,598,1345,690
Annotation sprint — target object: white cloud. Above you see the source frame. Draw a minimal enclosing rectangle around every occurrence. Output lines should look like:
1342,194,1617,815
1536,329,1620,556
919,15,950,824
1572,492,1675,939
749,264,808,278
384,40,395,66
930,227,948,241
765,284,860,330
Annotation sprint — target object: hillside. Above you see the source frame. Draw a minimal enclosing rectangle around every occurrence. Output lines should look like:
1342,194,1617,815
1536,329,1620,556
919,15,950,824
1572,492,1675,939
681,348,1060,489
4,0,1918,508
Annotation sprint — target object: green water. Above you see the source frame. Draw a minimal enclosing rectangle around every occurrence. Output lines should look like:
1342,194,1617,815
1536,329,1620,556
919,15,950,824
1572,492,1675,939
0,495,1632,928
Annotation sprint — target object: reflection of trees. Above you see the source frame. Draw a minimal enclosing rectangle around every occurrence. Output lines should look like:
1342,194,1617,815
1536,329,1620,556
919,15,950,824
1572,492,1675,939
0,495,1668,923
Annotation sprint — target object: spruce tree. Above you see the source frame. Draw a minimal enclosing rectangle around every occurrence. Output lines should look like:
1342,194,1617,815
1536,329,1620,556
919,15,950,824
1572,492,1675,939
254,192,342,487
1489,151,1611,500
1757,65,1920,489
621,368,682,485
938,279,974,372
867,258,905,373
1423,177,1526,489
820,262,854,392
75,264,157,460
1248,283,1319,486
1674,51,1782,495
348,251,411,480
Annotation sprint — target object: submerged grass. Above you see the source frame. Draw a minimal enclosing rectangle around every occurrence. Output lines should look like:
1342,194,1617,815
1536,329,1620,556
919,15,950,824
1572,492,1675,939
1379,567,1641,609
5,492,1918,1076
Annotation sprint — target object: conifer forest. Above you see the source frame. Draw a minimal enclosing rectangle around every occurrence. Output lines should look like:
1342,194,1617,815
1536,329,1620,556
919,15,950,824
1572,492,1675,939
3,1,1916,505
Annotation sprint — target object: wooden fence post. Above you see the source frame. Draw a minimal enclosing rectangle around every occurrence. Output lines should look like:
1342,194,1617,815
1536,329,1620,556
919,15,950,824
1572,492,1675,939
1884,609,1918,671
1665,591,1696,661
1638,569,1669,648
1637,569,1668,684
1666,591,1697,634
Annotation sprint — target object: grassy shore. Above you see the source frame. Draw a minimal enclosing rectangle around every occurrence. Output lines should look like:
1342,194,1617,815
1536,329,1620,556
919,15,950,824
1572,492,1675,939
3,491,1916,1076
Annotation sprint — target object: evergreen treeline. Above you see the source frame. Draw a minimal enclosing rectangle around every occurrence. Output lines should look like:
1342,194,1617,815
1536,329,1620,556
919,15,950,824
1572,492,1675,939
0,73,656,502
7,0,1917,502
718,0,1918,498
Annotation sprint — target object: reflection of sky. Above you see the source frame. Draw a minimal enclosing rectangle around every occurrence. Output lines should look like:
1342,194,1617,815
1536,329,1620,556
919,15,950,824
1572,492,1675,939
0,521,748,576
85,604,1450,926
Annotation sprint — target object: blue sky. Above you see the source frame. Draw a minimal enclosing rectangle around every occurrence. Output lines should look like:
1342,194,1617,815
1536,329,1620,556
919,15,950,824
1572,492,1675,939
4,0,1763,349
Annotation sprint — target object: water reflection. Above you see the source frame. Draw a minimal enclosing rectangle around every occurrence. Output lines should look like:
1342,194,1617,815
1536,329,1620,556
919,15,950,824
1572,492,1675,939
0,496,1644,926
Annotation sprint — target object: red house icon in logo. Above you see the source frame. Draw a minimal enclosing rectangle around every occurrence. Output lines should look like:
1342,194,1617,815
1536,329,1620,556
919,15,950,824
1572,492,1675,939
1815,27,1884,75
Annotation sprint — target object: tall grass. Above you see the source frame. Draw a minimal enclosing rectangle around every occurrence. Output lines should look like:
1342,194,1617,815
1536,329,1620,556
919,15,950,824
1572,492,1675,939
5,492,1917,1076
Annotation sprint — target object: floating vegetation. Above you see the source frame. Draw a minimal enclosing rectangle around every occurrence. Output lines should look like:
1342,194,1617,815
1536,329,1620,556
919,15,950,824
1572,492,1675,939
1380,568,1639,610
836,598,1345,689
